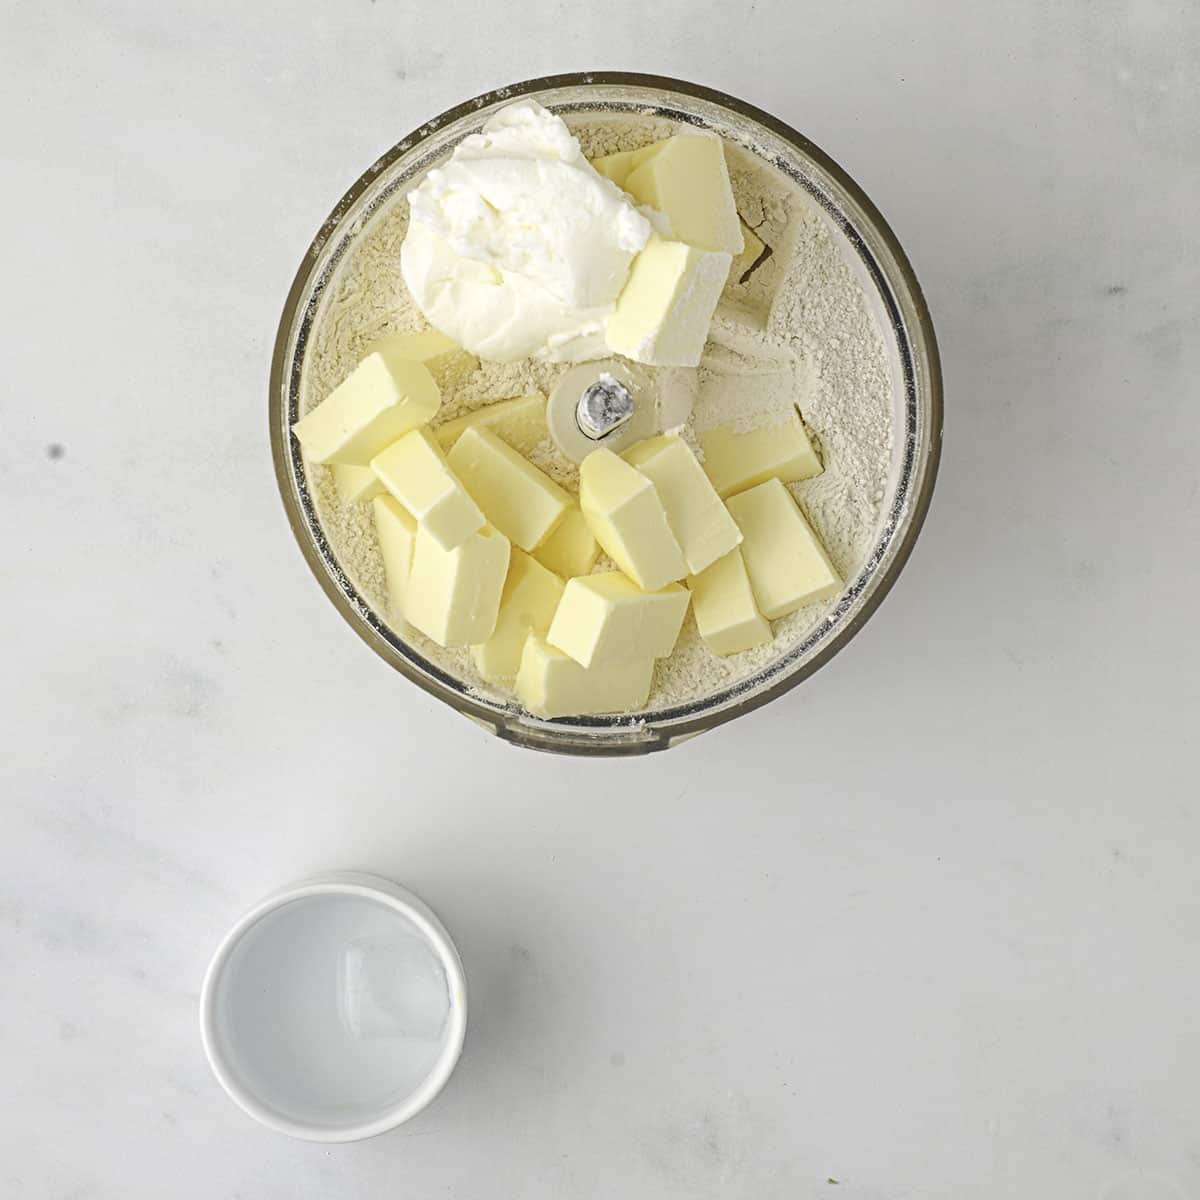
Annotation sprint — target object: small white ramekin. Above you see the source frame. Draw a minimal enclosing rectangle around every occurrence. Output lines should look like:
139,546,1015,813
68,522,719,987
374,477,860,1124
200,871,467,1141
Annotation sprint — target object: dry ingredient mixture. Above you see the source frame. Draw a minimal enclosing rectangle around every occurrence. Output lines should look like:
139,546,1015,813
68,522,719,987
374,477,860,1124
301,115,894,712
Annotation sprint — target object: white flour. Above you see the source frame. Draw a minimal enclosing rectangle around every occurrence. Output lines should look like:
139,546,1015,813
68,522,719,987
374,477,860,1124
301,117,893,711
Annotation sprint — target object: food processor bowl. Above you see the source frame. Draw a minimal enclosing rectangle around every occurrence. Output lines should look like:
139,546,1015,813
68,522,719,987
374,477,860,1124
269,72,942,756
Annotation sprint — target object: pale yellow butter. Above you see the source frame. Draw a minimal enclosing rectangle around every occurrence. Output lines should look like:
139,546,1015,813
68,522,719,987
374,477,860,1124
366,329,479,392
471,550,565,682
622,133,744,255
516,634,654,719
432,393,548,457
606,235,731,368
726,479,841,619
589,143,662,188
292,354,440,466
372,495,418,620
405,524,511,647
700,408,823,498
371,428,484,551
533,505,599,579
447,426,570,552
624,435,742,575
687,547,772,656
332,462,386,504
578,449,687,591
548,572,690,668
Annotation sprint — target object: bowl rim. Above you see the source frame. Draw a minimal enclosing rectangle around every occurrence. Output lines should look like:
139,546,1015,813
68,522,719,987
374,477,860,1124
199,871,468,1142
269,71,943,755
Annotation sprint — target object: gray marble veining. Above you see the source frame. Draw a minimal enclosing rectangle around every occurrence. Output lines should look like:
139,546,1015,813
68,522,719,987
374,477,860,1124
2,1,1197,1196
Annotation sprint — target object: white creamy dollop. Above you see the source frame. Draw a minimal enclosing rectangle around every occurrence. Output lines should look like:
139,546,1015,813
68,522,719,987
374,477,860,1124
400,100,651,362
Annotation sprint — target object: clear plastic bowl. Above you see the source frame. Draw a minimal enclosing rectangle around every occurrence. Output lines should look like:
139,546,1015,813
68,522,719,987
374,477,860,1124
269,73,943,756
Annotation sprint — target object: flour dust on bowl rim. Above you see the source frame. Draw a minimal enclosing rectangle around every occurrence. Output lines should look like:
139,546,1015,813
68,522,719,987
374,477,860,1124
269,72,943,757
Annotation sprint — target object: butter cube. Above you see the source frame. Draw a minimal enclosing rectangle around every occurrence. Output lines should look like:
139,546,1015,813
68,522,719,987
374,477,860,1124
292,354,440,466
699,408,823,498
331,462,387,504
372,495,418,619
447,426,571,552
726,479,841,619
578,449,687,591
406,524,511,647
371,429,484,551
533,505,600,579
471,550,565,682
516,634,654,719
606,236,731,367
688,547,772,656
622,133,744,255
548,572,690,668
589,143,663,188
366,329,479,392
624,435,741,575
433,393,548,457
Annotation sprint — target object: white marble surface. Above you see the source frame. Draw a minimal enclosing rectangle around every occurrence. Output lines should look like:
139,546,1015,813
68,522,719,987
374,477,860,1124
3,2,1198,1196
